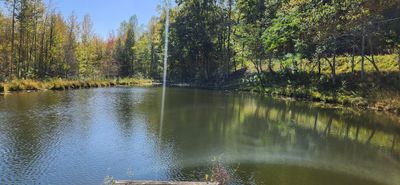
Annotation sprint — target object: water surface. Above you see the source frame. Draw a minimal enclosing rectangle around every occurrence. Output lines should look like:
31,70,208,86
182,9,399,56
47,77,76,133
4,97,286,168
0,87,399,185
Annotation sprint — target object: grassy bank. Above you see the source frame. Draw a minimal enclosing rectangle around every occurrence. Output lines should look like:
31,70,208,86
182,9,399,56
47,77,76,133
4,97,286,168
0,78,153,93
240,54,400,114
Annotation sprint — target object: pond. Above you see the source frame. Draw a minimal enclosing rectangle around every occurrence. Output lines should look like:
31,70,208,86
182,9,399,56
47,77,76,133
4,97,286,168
0,87,399,185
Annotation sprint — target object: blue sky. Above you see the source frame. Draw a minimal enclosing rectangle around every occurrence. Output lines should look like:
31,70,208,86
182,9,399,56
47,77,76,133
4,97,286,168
53,0,164,38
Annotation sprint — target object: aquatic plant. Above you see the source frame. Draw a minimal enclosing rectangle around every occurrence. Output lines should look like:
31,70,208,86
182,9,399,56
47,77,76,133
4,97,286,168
209,161,230,185
212,163,230,185
104,176,115,185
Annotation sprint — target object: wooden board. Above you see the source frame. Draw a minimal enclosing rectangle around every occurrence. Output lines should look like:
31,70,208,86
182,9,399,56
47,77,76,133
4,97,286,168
114,180,218,185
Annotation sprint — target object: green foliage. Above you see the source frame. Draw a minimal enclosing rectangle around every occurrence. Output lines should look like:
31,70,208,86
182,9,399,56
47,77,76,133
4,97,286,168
0,0,399,91
263,12,301,55
103,176,115,185
114,16,138,77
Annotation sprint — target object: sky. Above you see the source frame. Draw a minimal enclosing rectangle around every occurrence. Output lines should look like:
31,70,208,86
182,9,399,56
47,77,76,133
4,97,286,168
53,0,164,39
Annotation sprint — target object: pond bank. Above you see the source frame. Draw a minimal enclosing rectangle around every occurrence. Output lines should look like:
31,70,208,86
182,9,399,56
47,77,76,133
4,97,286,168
0,78,153,94
236,71,400,115
1,75,399,116
172,71,400,116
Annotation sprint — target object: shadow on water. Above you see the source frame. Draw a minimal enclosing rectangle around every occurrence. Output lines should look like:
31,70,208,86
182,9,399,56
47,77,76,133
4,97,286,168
150,88,400,185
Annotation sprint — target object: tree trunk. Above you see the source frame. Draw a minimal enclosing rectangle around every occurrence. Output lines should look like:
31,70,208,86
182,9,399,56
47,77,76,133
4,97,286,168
332,52,336,86
332,38,337,85
39,29,45,78
366,129,376,145
18,24,24,78
292,41,298,72
317,54,321,75
313,113,318,131
351,46,355,74
241,43,245,68
268,56,274,73
345,123,350,138
368,38,380,73
226,0,232,78
10,0,17,78
25,27,30,78
361,26,366,80
324,116,333,136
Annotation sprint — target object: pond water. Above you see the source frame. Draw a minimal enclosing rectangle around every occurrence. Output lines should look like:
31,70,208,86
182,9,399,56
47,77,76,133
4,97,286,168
0,87,399,185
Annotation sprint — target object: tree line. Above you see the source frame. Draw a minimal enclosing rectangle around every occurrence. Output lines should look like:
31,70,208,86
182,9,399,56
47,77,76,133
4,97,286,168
166,0,400,84
0,0,160,80
0,0,400,84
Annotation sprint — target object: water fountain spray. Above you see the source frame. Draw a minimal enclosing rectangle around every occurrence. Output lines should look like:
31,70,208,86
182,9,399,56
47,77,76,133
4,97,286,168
159,0,170,141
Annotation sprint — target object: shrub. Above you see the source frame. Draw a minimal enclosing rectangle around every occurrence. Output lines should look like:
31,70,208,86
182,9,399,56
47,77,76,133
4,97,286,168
211,163,230,185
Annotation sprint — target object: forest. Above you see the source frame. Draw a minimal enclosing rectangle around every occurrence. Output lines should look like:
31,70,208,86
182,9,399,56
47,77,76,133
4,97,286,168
1,0,400,110
2,1,400,185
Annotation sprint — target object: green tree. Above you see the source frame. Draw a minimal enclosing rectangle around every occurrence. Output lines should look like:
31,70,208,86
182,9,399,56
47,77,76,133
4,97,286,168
114,16,138,77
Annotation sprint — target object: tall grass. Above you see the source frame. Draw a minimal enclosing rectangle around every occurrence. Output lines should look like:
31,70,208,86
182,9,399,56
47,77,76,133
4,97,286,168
117,78,153,86
1,78,153,93
4,79,43,92
247,54,399,74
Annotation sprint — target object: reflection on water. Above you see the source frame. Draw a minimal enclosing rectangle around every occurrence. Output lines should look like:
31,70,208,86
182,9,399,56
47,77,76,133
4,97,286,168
0,87,399,185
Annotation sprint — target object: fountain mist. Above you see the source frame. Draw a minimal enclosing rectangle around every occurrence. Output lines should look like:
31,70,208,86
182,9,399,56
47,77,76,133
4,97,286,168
159,0,170,140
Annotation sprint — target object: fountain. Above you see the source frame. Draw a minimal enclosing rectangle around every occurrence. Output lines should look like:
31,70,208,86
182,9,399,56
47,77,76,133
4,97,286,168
159,0,170,141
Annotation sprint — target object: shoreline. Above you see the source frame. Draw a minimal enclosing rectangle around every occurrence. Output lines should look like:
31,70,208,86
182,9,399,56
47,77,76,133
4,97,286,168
239,88,400,116
1,78,399,116
0,79,153,94
163,81,400,116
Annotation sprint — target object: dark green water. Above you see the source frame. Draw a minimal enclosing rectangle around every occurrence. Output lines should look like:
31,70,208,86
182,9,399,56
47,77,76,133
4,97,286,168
0,87,399,185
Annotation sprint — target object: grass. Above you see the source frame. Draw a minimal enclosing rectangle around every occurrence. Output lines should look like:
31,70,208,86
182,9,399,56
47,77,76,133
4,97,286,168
245,54,399,74
0,78,153,93
240,54,400,114
328,54,399,74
